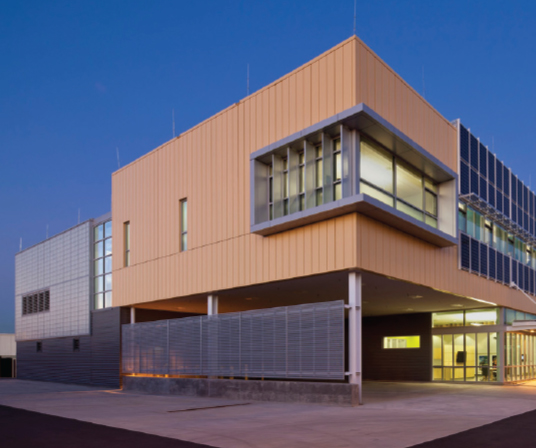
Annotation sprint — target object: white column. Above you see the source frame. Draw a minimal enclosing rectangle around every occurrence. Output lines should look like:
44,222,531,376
348,271,362,404
208,295,219,316
207,294,219,379
130,307,136,324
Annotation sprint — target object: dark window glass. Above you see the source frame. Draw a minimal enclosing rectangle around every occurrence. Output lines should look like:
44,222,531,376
460,125,469,163
470,135,479,170
479,143,487,178
488,153,495,184
461,162,470,195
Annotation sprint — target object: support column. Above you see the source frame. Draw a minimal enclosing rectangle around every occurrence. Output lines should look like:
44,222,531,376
498,330,505,383
348,272,362,405
130,307,136,324
208,295,219,316
207,295,219,379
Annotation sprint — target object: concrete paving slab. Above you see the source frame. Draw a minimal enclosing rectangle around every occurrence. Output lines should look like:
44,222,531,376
2,379,536,447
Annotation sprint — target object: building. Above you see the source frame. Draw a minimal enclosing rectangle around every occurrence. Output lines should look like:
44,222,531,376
14,36,536,404
0,334,16,378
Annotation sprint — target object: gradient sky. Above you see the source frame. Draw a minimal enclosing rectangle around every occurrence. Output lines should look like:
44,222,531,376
1,0,535,333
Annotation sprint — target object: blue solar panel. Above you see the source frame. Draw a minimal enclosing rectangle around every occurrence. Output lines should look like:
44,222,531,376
512,261,518,286
471,170,479,195
489,248,496,280
518,179,523,205
488,153,495,184
497,191,503,213
470,135,479,170
496,160,503,191
479,177,487,201
479,143,487,178
489,185,495,207
505,257,511,284
525,266,529,291
512,175,517,203
479,243,488,276
471,238,479,272
460,162,470,195
504,197,510,218
461,234,470,270
460,125,469,163
503,168,510,195
497,253,504,282
531,269,535,294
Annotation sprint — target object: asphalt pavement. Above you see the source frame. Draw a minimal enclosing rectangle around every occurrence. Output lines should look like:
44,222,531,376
0,404,215,448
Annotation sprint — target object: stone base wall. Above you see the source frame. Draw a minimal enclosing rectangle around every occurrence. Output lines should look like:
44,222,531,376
123,376,359,406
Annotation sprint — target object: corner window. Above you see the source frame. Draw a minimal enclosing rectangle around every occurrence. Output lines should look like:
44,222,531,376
180,199,188,251
360,138,438,225
383,336,421,349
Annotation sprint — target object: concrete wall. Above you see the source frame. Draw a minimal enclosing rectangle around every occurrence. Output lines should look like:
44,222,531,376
0,334,16,357
15,221,92,341
362,313,432,382
123,376,359,406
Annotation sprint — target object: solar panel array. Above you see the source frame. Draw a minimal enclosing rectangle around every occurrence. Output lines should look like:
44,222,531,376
460,125,536,294
460,124,536,233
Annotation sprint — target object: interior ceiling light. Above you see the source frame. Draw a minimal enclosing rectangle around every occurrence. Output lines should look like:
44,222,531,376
409,295,423,299
406,308,414,311
471,323,483,326
451,304,464,307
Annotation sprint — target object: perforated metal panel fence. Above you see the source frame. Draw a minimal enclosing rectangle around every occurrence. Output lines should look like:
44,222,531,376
122,300,345,380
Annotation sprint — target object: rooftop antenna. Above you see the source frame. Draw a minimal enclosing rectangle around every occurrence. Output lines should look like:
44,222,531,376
19,237,22,252
172,108,176,138
353,0,357,35
116,147,121,169
422,66,426,99
78,208,81,224
247,63,250,96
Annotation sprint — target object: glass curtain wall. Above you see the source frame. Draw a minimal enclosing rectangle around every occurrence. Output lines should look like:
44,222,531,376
433,332,498,382
505,333,536,381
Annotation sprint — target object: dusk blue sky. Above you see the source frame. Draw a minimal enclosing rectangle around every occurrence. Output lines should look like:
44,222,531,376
1,1,535,333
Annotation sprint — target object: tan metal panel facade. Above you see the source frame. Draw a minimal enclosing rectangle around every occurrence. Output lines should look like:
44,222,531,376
111,36,534,314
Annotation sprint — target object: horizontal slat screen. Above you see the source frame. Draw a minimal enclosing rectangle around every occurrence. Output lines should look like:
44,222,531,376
122,300,345,380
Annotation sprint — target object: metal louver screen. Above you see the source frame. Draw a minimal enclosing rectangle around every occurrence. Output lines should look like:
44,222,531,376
122,300,345,380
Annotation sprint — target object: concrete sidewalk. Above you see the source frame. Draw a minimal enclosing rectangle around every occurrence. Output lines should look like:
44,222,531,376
2,379,536,448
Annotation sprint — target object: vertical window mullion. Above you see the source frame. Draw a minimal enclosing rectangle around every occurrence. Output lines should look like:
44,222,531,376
180,199,187,251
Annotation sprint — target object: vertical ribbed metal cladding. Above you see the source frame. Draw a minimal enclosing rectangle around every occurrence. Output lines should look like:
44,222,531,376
90,308,122,388
122,300,345,380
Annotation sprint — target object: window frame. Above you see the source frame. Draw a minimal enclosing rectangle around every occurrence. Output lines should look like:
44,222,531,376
180,199,188,252
124,221,131,266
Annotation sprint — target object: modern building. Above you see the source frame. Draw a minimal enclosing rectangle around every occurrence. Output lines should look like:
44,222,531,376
0,333,16,378
14,36,536,404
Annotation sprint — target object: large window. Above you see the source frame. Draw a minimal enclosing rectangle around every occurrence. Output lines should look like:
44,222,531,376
315,144,323,206
383,336,420,349
298,152,305,211
180,199,188,251
282,158,289,215
94,220,112,309
432,308,498,328
433,332,498,382
360,139,438,227
333,138,342,201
